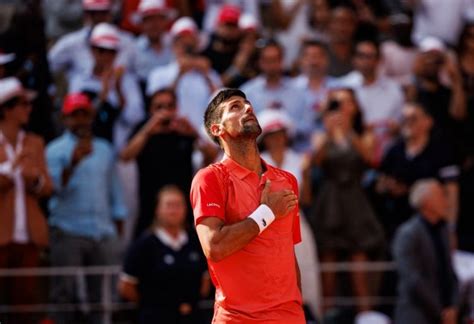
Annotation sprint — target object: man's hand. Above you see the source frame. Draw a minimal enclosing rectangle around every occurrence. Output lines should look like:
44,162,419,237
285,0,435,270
260,180,298,219
170,116,198,138
142,111,172,136
441,307,457,324
71,138,93,167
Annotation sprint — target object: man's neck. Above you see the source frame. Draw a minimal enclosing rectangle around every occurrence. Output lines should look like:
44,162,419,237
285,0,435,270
266,75,282,88
0,121,21,145
224,139,263,175
418,77,440,92
363,73,377,86
406,134,429,156
307,73,325,90
160,225,182,239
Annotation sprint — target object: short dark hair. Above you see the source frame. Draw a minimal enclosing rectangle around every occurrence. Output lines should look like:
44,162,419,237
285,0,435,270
354,38,381,58
204,88,246,145
256,38,284,60
150,87,177,102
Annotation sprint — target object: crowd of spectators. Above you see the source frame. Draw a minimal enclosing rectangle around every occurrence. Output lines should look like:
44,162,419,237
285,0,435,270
1,0,474,323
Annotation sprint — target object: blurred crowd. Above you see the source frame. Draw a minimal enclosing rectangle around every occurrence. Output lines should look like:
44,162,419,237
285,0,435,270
1,0,474,323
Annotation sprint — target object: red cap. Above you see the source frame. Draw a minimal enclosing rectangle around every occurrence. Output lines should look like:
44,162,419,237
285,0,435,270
217,5,240,25
62,93,93,115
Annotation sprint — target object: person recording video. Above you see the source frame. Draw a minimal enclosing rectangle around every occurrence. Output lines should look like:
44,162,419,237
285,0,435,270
120,88,217,237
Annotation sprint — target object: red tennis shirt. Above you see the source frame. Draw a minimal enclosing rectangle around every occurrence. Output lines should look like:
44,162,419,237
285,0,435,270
190,157,305,324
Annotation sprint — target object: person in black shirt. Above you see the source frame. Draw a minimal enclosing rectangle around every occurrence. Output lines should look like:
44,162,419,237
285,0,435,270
120,88,217,237
377,102,459,241
411,38,466,146
118,185,209,324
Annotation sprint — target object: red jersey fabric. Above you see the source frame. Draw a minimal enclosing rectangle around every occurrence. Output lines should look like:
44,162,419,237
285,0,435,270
190,157,305,324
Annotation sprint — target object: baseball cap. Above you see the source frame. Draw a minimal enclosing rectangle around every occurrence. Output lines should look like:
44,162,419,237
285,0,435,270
62,93,93,115
90,23,120,50
257,110,294,138
136,0,175,20
418,36,446,53
239,13,259,32
170,17,198,39
0,77,36,106
0,50,15,65
217,5,240,26
83,0,112,11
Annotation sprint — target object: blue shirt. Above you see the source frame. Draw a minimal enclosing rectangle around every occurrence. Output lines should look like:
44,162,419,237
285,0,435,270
46,132,127,240
132,35,174,81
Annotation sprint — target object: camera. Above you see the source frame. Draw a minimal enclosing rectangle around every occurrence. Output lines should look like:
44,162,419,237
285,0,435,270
161,118,172,127
327,99,340,112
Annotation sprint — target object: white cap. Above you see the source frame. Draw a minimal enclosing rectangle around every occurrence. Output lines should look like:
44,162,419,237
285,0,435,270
239,13,259,31
138,0,175,17
418,36,446,53
170,17,198,39
354,311,390,324
0,77,36,105
90,23,120,50
83,0,111,11
257,110,294,138
0,52,15,65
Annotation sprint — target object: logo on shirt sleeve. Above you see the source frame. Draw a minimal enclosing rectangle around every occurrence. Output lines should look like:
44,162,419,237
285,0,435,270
206,202,221,208
262,219,267,227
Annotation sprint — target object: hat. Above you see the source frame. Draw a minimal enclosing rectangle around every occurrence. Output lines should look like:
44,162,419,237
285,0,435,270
0,50,15,65
83,0,111,11
135,0,175,20
0,77,36,105
257,110,294,138
354,311,390,324
62,93,93,115
217,5,240,25
170,17,198,39
418,36,446,53
239,13,259,31
90,23,120,50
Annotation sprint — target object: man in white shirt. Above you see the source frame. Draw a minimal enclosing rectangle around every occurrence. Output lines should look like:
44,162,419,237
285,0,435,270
240,40,307,151
131,0,175,83
292,40,338,150
339,39,404,164
404,0,473,46
48,0,136,82
68,23,144,150
147,17,221,131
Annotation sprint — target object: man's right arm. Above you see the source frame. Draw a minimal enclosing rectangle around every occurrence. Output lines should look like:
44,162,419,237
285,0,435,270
196,216,260,262
194,178,298,263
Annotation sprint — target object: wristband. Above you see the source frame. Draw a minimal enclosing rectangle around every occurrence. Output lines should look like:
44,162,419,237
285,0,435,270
248,204,275,234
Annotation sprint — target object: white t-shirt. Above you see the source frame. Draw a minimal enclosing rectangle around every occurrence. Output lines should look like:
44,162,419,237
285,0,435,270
411,0,469,45
146,61,222,131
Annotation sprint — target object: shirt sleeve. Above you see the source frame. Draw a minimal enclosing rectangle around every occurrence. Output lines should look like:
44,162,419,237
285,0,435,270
190,167,226,226
109,154,128,221
436,142,460,182
122,237,147,281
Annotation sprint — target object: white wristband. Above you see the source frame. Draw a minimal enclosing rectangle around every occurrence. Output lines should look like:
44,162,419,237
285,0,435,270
248,204,275,234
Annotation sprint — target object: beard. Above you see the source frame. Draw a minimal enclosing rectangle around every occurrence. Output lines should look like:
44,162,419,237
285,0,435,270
241,122,262,138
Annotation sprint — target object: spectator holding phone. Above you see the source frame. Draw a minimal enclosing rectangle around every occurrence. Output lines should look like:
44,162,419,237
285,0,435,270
120,88,217,237
46,93,127,324
308,87,384,315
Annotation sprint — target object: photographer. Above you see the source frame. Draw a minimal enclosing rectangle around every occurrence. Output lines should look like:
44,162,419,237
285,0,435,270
120,88,217,237
308,87,384,315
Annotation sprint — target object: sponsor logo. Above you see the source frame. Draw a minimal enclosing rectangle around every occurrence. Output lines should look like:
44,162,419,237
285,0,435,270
207,202,221,208
262,219,267,227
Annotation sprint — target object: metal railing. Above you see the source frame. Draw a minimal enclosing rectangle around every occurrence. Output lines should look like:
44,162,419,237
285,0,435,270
0,262,397,323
